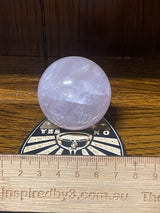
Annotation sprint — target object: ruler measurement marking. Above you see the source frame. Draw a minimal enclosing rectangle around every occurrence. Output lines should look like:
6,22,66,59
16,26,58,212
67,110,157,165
115,162,117,171
76,160,79,170
134,161,137,171
18,160,23,176
1,156,160,185
124,158,126,167
38,160,41,169
0,156,159,202
57,159,59,170
105,159,107,166
1,159,3,169
0,158,3,177
114,161,118,179
96,159,98,170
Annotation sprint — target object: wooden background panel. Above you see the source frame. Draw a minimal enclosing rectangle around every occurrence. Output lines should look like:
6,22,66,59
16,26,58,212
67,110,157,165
0,56,160,155
0,0,43,56
0,0,160,57
44,0,125,57
44,0,160,57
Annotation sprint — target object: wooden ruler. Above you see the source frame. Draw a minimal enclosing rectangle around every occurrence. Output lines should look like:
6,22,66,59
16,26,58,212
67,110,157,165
0,155,160,213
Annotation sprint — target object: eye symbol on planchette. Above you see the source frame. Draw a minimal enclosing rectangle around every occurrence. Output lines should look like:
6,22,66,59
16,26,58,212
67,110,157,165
19,118,125,156
56,132,92,155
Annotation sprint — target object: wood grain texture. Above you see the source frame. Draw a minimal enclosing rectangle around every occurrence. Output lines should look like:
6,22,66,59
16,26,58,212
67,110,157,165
0,56,159,156
0,0,43,56
43,0,160,57
0,0,160,57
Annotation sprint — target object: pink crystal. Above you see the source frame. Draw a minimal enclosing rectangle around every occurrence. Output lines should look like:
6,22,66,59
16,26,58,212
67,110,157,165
38,56,111,130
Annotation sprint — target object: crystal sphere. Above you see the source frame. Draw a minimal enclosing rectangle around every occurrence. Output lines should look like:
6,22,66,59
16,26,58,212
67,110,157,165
38,56,111,130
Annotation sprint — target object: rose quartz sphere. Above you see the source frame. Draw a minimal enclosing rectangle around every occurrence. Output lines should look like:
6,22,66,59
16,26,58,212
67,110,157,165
38,56,111,130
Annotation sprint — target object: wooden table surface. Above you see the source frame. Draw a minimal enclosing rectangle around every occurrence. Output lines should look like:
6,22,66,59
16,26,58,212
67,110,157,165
0,56,160,156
